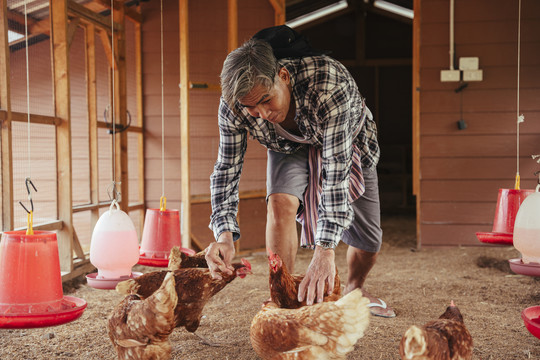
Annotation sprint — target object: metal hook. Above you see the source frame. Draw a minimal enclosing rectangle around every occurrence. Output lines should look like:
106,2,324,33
535,170,540,185
107,181,121,203
19,177,37,214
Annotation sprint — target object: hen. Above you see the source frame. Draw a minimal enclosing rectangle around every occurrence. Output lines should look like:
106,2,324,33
168,246,208,270
116,258,251,333
268,248,341,308
250,288,370,360
108,271,177,360
399,301,473,360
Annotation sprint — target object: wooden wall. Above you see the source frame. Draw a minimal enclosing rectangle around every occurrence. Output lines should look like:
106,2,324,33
141,0,274,249
418,0,540,246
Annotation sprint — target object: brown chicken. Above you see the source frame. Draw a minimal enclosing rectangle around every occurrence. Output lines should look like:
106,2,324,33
168,246,208,270
116,258,251,333
250,288,370,360
108,271,177,360
268,248,341,308
399,301,473,360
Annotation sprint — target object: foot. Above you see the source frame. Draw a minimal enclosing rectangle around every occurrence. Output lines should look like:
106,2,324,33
346,286,395,318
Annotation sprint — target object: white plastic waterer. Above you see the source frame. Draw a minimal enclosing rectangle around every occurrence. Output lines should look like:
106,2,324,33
513,183,540,264
89,201,139,278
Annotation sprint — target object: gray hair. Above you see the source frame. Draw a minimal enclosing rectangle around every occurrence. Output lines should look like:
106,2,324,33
220,39,279,107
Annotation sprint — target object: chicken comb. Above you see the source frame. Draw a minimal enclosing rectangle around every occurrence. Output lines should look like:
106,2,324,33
241,258,252,271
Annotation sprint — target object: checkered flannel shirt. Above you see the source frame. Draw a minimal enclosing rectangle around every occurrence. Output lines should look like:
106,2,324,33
209,55,380,248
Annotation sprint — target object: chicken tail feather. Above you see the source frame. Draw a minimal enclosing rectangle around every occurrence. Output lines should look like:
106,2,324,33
401,325,427,359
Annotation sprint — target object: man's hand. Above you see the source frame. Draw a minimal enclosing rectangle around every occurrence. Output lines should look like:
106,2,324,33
204,232,235,280
297,245,336,306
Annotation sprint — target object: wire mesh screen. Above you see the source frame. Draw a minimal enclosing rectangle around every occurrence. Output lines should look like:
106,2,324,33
12,122,57,230
70,26,91,207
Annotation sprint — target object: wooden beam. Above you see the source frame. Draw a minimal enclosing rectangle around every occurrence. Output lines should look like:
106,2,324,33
268,0,285,25
96,120,142,132
227,0,238,52
92,0,143,24
112,0,129,213
179,0,191,249
61,260,95,282
14,219,63,232
0,111,61,125
67,0,118,32
50,0,74,273
98,29,115,69
67,17,80,49
0,0,13,232
72,229,86,260
86,23,100,232
412,0,421,249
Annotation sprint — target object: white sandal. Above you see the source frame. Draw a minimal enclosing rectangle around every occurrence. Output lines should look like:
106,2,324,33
367,298,396,318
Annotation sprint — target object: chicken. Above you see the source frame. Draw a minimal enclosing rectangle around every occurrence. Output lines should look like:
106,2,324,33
168,246,208,270
250,288,370,360
399,301,473,360
116,258,251,333
108,271,177,360
268,248,341,308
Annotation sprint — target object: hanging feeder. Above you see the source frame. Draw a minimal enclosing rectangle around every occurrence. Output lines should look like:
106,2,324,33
138,197,195,267
476,188,533,245
509,178,540,276
86,201,142,290
0,231,87,329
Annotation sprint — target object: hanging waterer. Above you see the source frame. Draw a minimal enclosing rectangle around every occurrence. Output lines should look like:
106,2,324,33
87,200,141,289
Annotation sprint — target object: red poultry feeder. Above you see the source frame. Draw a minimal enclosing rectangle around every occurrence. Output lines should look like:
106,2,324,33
0,231,87,329
522,306,540,339
138,203,195,267
476,188,534,245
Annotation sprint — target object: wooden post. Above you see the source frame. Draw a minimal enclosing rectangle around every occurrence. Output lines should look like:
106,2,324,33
86,23,99,231
112,0,128,213
50,0,74,272
412,0,421,248
268,0,285,25
179,0,191,249
0,0,13,232
135,22,145,236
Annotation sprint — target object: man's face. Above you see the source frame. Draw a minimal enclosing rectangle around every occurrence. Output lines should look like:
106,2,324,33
238,68,291,125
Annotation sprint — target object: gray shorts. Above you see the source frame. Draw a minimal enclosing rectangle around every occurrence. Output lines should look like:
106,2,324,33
266,147,382,253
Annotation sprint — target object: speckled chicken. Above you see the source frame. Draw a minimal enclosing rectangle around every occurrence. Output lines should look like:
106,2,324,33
399,301,473,360
167,247,208,270
116,258,251,333
250,288,370,360
108,271,177,360
268,248,341,309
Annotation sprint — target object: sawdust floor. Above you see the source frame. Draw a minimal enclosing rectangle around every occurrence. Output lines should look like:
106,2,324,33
1,215,540,359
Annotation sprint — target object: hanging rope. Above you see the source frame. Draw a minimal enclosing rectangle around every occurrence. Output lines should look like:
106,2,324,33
20,1,34,235
515,0,524,190
159,0,166,211
109,0,119,205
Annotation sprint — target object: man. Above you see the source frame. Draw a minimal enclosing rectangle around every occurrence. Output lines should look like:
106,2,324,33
204,26,394,317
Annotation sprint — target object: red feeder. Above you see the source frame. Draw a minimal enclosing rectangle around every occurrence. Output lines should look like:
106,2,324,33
476,188,534,245
0,231,87,329
138,208,195,267
522,306,540,339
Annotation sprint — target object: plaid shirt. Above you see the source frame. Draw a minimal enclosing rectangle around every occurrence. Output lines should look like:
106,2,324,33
209,55,380,247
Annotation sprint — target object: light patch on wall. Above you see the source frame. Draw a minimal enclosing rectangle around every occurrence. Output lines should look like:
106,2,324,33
8,30,24,43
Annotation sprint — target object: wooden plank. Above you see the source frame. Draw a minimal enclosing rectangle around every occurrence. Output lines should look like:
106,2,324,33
268,0,285,25
420,224,494,247
92,0,143,24
72,229,85,260
67,17,80,49
413,0,421,248
86,23,100,232
51,0,74,273
179,0,191,249
98,29,115,69
420,202,496,225
61,260,95,282
0,0,13,231
96,120,142,132
0,111,60,125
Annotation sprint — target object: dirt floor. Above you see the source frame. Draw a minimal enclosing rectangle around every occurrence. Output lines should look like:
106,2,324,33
2,215,540,359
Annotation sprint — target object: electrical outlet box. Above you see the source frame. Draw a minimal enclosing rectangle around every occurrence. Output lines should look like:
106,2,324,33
459,57,479,70
440,69,461,82
463,69,483,81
